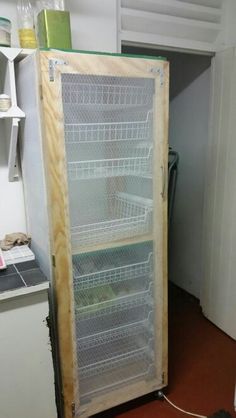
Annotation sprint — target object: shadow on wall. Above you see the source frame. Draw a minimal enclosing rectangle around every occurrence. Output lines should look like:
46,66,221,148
122,45,212,99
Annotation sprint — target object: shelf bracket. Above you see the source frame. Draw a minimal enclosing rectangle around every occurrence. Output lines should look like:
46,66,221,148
0,47,22,62
48,58,68,82
8,118,20,182
150,67,164,87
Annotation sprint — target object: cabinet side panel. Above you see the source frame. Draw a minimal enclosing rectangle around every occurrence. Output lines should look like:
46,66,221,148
0,290,57,418
39,51,79,418
17,54,52,282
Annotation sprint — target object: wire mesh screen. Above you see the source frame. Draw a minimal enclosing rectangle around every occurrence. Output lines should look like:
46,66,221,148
61,74,154,249
61,73,156,404
73,242,155,402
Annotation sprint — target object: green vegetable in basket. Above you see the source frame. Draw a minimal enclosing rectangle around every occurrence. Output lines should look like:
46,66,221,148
74,285,116,314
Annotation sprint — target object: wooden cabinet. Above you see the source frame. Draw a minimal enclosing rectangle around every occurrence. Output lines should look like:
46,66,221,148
17,50,169,418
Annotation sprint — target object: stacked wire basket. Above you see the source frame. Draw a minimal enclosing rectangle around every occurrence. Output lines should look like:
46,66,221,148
62,74,156,403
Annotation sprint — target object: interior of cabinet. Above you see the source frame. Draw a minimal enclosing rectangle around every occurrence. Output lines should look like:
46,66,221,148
60,70,158,405
122,44,212,298
62,74,154,252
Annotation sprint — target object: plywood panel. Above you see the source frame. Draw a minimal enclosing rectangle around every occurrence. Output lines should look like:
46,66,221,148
17,53,52,282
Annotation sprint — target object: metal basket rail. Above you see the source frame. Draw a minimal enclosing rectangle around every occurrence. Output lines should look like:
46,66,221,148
71,193,153,247
67,146,153,180
64,111,153,143
73,252,153,290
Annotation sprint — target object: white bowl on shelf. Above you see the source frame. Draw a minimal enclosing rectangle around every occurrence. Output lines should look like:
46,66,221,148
0,94,11,112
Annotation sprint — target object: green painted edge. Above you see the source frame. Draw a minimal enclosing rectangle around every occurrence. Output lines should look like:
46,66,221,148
40,47,167,61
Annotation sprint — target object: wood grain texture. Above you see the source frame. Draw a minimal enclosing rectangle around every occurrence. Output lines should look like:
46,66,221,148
152,61,169,386
79,378,163,418
40,50,165,78
162,62,169,384
72,233,154,255
39,51,79,418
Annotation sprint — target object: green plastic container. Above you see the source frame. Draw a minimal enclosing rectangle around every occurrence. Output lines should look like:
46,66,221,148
37,9,72,49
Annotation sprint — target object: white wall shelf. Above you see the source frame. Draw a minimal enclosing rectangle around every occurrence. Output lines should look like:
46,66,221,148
0,107,25,119
0,47,33,182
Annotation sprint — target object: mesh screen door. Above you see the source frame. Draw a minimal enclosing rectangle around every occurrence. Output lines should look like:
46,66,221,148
42,51,168,418
61,73,157,405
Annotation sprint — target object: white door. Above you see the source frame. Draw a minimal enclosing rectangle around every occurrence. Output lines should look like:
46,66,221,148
201,47,236,340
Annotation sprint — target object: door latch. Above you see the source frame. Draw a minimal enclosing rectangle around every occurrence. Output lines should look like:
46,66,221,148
161,164,168,201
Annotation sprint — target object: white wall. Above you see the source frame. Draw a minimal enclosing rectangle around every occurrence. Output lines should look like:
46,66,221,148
0,0,118,50
0,2,26,239
0,0,117,240
67,0,117,51
201,48,236,339
169,68,211,298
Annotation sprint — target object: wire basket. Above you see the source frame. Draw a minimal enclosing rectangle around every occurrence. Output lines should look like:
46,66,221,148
67,146,152,180
75,291,153,338
62,78,154,108
77,317,153,353
64,111,153,143
73,252,153,290
79,348,155,401
78,324,153,368
71,193,153,248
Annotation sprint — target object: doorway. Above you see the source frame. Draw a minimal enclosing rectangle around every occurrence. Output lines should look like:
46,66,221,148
122,44,212,300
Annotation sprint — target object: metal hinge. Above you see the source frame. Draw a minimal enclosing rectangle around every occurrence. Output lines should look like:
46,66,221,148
71,402,75,417
150,67,164,87
49,58,68,82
